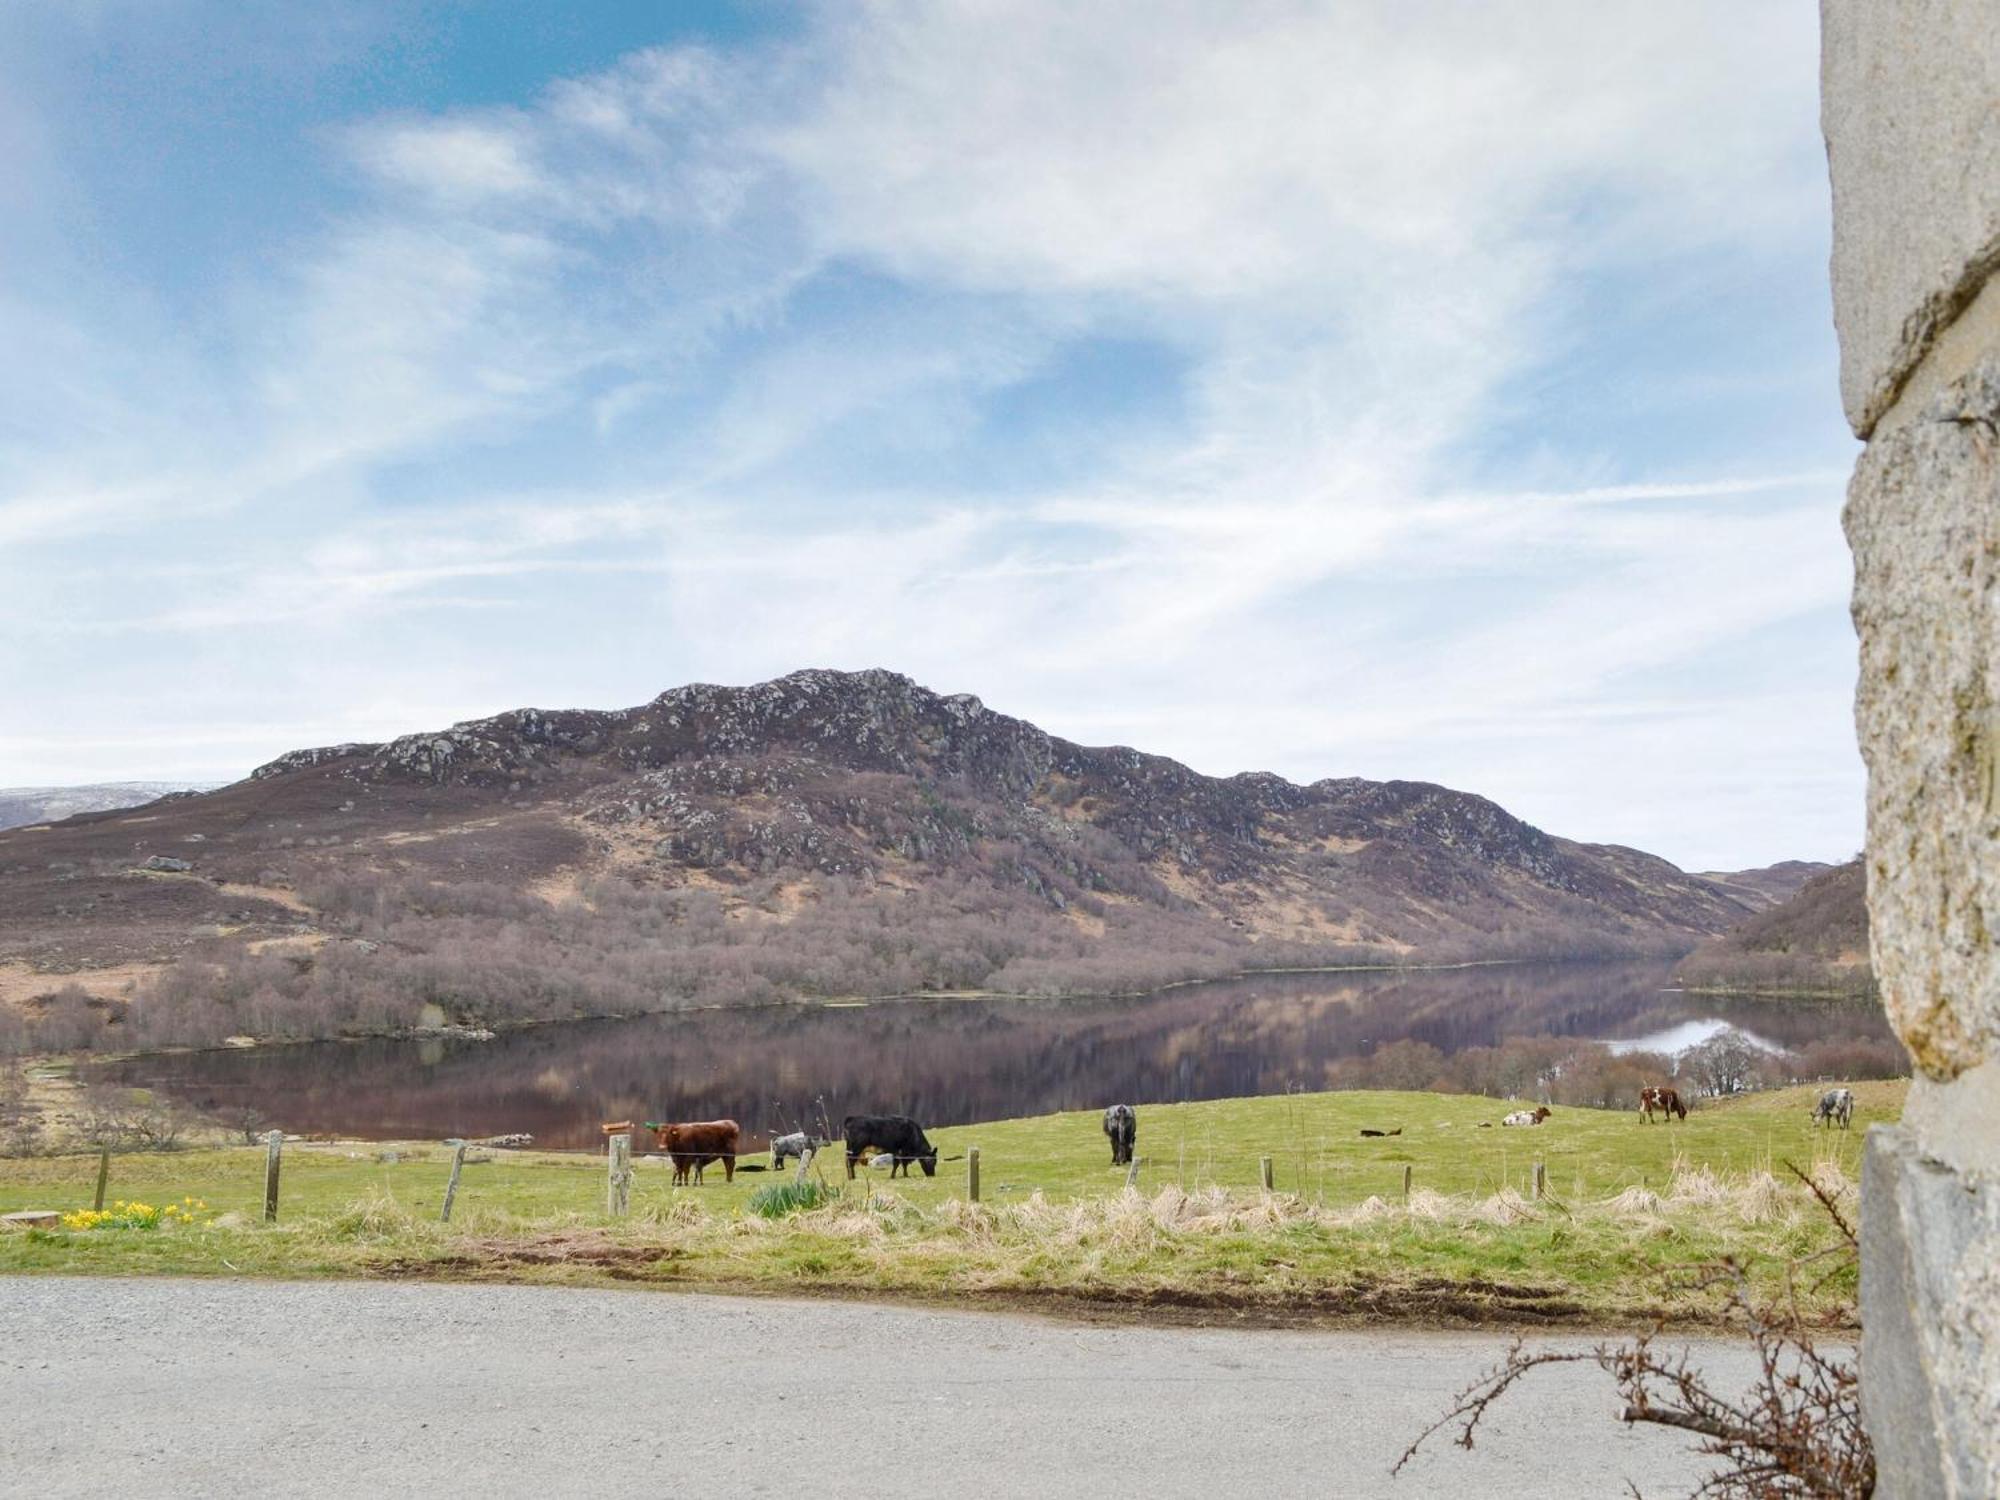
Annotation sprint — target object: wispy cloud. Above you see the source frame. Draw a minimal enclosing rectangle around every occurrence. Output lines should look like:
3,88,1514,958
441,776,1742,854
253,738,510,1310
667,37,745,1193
0,2,1858,866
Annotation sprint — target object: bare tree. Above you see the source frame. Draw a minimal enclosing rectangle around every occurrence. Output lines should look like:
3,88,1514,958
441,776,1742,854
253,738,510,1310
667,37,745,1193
1396,1167,1872,1498
1681,1031,1766,1098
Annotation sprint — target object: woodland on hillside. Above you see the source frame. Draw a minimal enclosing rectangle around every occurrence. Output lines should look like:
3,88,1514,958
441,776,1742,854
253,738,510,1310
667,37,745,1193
1,860,1685,1056
1675,859,1872,997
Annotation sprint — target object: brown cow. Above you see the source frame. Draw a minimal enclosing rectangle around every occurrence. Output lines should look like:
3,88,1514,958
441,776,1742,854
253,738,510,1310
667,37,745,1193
647,1119,741,1184
1638,1086,1687,1123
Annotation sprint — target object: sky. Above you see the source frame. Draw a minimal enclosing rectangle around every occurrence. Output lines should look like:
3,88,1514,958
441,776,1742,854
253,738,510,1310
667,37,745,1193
0,1,1862,871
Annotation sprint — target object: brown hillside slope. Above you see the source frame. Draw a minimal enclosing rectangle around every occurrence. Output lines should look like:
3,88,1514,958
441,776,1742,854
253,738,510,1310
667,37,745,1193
1694,859,1831,909
0,669,1760,1051
1676,857,1872,997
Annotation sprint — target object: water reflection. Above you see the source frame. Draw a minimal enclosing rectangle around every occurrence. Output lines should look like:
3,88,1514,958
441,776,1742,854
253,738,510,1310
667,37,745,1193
95,960,1895,1151
1603,1018,1789,1056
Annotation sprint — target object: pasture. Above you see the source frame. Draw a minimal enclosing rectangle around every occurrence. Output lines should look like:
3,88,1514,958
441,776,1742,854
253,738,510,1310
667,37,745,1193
0,1081,1901,1326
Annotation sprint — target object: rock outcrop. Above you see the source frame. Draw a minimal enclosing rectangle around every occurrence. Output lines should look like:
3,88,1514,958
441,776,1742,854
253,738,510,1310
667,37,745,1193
1825,4,2000,1487
233,666,1753,952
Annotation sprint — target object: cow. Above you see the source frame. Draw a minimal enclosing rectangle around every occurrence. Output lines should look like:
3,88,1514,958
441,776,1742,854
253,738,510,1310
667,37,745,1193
770,1131,823,1171
1812,1088,1856,1130
647,1119,741,1184
1639,1086,1687,1123
1500,1106,1551,1127
843,1115,938,1178
1103,1104,1137,1166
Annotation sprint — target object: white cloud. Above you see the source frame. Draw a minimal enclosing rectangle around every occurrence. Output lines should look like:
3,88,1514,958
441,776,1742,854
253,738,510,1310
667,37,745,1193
0,2,1860,867
775,2,1822,293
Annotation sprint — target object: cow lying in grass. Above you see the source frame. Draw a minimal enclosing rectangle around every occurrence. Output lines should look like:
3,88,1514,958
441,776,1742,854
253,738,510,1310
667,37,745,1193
1639,1086,1687,1123
1499,1107,1551,1127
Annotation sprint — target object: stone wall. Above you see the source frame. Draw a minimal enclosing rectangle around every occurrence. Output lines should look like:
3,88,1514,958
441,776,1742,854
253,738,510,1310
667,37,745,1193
1823,2,2000,1493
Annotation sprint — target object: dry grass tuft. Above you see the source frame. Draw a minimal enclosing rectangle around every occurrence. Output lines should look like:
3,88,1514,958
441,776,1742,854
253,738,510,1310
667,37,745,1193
1405,1187,1451,1221
1666,1165,1734,1209
1604,1184,1662,1216
1476,1188,1539,1225
329,1193,424,1240
634,1197,706,1228
1732,1172,1788,1225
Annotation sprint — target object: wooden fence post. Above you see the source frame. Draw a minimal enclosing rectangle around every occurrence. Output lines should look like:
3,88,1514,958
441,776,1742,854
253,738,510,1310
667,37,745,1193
1533,1161,1546,1201
967,1145,981,1203
1260,1155,1274,1193
440,1139,468,1223
606,1130,633,1217
1402,1164,1413,1203
796,1146,814,1185
263,1131,283,1222
93,1148,110,1212
1125,1154,1141,1190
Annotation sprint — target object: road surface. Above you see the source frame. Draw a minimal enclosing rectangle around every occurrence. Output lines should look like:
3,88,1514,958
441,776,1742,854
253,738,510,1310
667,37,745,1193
1,1277,1757,1497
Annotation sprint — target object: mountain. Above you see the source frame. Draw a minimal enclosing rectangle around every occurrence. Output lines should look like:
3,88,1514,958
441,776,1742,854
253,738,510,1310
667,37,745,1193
0,783,213,833
0,669,1762,1051
1693,860,1831,910
1676,857,1872,997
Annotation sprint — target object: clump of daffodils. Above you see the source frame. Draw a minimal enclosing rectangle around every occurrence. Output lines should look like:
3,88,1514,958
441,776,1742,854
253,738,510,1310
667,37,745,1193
61,1196,209,1231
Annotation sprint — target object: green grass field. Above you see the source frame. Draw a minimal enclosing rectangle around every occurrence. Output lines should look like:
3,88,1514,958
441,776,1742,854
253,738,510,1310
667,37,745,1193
0,1081,1900,1326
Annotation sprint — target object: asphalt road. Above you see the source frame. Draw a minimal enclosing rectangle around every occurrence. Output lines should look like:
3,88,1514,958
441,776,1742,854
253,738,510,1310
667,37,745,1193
0,1277,1758,1498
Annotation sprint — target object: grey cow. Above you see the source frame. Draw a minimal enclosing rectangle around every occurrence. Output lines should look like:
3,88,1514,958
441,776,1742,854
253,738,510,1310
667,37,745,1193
1811,1088,1855,1129
770,1132,825,1169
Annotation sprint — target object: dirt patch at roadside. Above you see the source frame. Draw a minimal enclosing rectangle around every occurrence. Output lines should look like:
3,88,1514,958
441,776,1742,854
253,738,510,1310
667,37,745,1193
360,1232,1707,1331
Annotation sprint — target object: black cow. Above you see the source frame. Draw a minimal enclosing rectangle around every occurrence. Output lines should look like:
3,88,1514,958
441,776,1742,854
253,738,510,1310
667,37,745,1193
1103,1104,1137,1166
843,1115,938,1178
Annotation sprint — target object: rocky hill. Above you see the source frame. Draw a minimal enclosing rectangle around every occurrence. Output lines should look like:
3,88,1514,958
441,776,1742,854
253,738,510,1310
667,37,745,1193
0,669,1766,1051
1676,857,1872,997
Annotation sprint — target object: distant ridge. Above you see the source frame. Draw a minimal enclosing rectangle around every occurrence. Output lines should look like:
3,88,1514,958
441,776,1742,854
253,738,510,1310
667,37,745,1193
1692,859,1831,910
1,669,1766,1048
1677,857,1872,997
0,783,214,833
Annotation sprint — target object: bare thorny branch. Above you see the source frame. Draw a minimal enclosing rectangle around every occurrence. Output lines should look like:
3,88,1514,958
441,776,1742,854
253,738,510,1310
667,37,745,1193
1394,1160,1874,1498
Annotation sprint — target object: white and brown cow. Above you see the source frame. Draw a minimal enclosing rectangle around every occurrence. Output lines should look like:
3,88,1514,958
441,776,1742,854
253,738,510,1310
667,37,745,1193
1639,1086,1687,1123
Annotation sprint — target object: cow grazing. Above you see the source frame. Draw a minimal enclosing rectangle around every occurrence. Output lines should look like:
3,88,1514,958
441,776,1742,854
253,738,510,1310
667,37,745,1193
1500,1107,1551,1127
1812,1088,1856,1130
647,1119,742,1184
770,1132,823,1170
1103,1104,1137,1166
1639,1086,1687,1123
843,1115,938,1178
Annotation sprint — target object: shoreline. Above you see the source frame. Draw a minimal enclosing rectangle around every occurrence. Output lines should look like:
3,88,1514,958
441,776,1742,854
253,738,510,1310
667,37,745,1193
51,949,1702,1068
